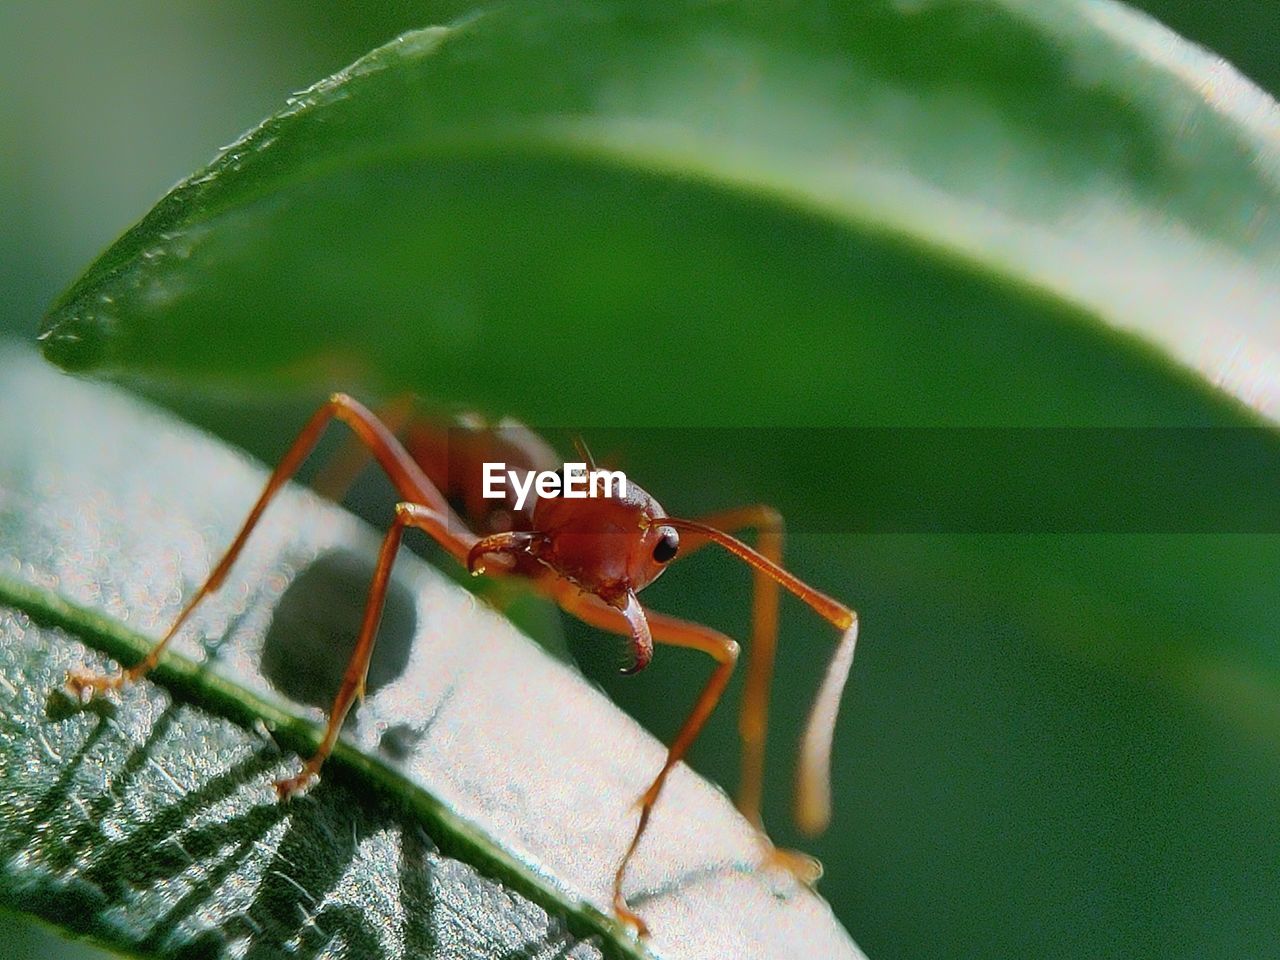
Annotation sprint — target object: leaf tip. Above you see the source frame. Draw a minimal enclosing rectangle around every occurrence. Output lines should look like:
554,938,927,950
38,297,111,372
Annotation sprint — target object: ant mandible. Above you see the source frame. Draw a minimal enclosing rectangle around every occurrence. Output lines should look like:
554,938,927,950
66,394,859,936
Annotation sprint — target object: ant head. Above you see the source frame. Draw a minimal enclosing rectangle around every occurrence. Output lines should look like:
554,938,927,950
531,476,679,606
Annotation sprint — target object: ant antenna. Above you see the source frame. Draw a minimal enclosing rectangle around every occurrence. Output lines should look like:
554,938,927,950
652,516,858,835
572,435,598,472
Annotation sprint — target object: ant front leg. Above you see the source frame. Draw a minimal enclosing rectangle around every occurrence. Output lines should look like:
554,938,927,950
67,393,465,700
552,586,738,937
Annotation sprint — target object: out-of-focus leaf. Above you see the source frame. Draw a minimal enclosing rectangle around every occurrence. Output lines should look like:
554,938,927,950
38,0,1280,427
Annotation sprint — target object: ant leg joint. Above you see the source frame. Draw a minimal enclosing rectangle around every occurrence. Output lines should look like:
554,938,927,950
757,505,784,529
722,638,741,666
395,501,435,520
65,666,127,701
613,897,650,940
273,769,317,800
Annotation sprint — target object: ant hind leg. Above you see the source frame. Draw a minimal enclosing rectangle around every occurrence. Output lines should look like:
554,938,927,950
66,393,461,700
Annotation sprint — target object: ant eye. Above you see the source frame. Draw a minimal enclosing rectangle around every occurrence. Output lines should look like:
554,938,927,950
651,529,679,564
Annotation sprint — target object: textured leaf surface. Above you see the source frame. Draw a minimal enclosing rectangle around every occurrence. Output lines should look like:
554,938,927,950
0,347,863,960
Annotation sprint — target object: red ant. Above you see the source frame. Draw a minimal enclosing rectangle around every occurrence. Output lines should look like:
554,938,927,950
67,394,859,935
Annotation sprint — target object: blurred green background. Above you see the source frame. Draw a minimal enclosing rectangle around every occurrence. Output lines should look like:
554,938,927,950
4,2,1280,959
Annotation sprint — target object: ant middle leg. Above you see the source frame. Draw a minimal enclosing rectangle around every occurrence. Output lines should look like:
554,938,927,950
275,502,467,796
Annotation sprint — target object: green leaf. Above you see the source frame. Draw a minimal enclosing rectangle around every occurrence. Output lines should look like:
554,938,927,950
0,346,863,960
37,0,1280,427
29,3,1280,958
1121,0,1280,97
